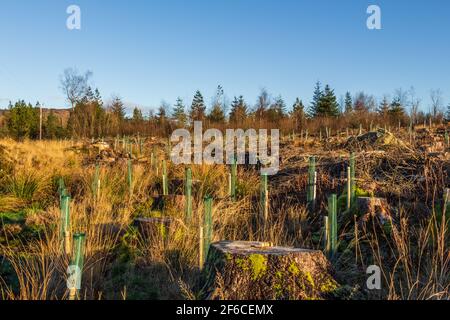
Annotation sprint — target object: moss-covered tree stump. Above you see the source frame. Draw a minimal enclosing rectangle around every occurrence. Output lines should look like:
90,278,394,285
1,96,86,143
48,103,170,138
203,241,339,300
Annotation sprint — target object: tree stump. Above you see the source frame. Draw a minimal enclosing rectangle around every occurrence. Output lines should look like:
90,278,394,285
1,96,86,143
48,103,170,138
356,197,391,225
203,241,339,300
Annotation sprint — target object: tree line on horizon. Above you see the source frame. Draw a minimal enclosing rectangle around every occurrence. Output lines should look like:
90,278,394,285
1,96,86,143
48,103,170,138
1,69,449,140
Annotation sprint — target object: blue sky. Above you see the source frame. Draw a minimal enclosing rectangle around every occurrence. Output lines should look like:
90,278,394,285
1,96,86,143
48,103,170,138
0,0,449,114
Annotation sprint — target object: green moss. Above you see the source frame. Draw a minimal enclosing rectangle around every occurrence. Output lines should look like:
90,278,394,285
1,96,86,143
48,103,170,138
304,271,315,288
248,254,267,280
355,187,372,197
235,257,249,271
235,254,268,281
319,278,339,293
288,263,300,275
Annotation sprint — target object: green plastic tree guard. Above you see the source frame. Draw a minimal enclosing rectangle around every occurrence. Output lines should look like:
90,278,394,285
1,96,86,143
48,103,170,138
162,160,168,196
307,156,316,211
58,177,66,203
69,233,86,300
60,195,71,255
350,153,356,205
328,194,337,257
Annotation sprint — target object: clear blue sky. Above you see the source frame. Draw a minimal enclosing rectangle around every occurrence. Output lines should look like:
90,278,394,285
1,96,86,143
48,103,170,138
0,0,449,114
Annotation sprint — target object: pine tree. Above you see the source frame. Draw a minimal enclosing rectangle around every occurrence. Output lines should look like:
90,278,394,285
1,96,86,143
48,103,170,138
377,97,390,116
208,104,226,124
344,92,353,113
208,85,226,124
172,97,187,126
291,98,305,130
309,81,323,117
132,107,144,122
316,85,339,117
6,100,39,140
110,97,126,121
109,96,126,135
445,104,450,122
94,88,103,106
190,90,206,122
274,95,287,117
83,86,95,103
389,97,407,125
267,95,286,123
45,110,59,139
229,96,248,125
157,103,168,125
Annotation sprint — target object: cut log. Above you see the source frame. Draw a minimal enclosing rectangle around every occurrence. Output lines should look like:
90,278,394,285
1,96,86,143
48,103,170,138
203,241,339,300
356,197,391,225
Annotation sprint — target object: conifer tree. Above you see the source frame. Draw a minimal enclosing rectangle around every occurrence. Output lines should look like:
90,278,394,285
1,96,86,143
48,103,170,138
316,85,339,117
189,90,206,122
132,107,144,122
208,85,226,124
208,104,226,124
344,92,353,113
309,81,323,117
377,97,390,116
389,97,406,116
229,96,248,125
291,98,305,130
6,100,39,140
45,110,59,139
267,95,286,123
172,97,187,126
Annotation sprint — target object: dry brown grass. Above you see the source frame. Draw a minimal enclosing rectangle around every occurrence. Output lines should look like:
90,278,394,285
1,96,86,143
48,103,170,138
0,129,448,300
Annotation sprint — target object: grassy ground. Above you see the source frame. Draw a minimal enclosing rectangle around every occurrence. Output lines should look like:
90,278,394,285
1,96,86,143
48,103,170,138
0,128,448,300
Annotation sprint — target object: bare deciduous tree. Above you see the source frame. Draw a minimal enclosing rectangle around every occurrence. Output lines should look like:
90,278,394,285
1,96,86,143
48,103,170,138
407,86,421,125
59,68,93,109
430,89,443,119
